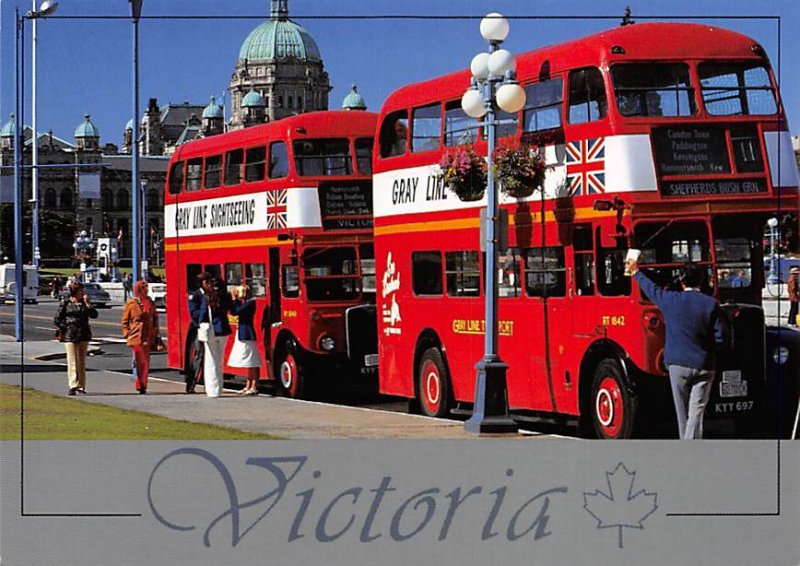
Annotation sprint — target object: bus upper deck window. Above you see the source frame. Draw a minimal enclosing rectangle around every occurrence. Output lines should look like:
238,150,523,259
411,104,441,153
224,149,243,186
444,101,475,146
698,62,777,116
269,141,289,179
186,158,202,192
168,160,184,194
204,155,222,189
355,138,373,175
568,67,608,124
245,146,266,182
523,77,564,133
293,139,352,176
611,63,696,118
379,111,408,158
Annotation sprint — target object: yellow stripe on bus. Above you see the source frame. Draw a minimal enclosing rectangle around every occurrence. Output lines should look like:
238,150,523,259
164,237,281,252
374,206,625,236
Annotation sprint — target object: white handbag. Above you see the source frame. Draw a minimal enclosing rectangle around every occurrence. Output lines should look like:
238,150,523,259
197,306,216,343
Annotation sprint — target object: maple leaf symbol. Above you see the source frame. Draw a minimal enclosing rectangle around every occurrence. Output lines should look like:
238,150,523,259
583,462,658,548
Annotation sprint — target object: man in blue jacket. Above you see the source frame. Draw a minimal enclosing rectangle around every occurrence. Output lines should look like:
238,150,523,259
627,259,727,439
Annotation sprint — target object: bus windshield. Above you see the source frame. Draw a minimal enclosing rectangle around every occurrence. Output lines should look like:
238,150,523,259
303,246,360,301
698,62,778,116
633,220,713,293
611,63,696,117
293,139,352,177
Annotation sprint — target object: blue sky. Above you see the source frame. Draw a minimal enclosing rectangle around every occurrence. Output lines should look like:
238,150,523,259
1,0,798,146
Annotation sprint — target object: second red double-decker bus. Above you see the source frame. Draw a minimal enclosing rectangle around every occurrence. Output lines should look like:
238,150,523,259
372,22,799,438
164,110,379,397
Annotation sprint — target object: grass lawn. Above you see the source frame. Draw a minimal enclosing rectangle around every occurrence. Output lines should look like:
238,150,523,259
0,384,279,440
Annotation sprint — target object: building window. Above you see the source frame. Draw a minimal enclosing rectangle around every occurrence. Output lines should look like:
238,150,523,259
45,187,57,209
60,188,73,210
146,189,160,210
116,188,129,210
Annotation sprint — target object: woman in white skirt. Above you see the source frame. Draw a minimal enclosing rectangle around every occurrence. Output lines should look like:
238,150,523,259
228,285,262,395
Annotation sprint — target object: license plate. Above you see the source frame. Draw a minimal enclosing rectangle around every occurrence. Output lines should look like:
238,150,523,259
722,370,742,385
364,354,379,367
720,381,748,398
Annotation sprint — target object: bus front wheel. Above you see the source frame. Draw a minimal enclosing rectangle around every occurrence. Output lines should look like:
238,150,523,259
278,347,305,399
587,359,637,439
417,348,452,418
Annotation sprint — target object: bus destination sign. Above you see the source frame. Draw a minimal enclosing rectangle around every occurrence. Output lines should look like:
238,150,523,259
660,178,767,197
319,183,373,230
652,126,730,176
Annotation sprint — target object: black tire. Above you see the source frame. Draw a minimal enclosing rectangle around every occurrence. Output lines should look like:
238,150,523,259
276,340,305,399
416,347,452,418
584,359,638,439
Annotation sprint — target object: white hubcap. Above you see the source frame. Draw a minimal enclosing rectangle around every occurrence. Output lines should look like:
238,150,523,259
596,388,614,427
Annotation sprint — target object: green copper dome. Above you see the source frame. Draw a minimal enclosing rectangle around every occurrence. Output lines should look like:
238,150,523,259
0,114,15,137
238,1,321,62
242,90,266,108
342,84,367,110
202,96,224,119
74,114,99,138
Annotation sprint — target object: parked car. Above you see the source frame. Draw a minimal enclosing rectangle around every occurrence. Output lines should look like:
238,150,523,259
148,282,166,309
81,282,111,307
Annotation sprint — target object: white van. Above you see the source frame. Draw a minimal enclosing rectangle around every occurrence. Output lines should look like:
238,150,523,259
0,264,39,304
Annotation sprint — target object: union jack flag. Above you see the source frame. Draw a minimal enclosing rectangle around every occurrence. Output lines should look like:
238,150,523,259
566,137,606,196
266,189,287,230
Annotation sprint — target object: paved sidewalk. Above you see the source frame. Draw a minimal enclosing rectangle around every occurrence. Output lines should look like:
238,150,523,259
0,336,537,440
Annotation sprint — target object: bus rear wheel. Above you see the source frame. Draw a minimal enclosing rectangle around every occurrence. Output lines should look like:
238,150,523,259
588,359,637,439
417,348,451,418
278,348,305,399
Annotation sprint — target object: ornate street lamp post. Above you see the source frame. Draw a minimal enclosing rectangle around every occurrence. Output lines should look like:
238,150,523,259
28,0,59,270
130,0,143,283
460,13,526,434
767,217,779,284
72,229,95,280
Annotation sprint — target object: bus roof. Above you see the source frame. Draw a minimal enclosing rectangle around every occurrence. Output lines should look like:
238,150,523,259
380,22,766,112
169,110,379,161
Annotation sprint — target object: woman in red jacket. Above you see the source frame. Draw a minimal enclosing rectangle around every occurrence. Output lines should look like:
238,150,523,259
121,280,159,394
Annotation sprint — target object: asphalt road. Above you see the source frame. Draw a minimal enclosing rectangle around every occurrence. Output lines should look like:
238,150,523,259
0,296,415,414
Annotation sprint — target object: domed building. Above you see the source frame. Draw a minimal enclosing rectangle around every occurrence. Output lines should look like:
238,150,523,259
229,0,331,128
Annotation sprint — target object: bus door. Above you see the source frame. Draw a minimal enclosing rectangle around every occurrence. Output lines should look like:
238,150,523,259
571,224,601,336
265,247,282,366
514,247,562,412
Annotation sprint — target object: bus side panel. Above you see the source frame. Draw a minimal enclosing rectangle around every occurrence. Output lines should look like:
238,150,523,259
165,249,184,371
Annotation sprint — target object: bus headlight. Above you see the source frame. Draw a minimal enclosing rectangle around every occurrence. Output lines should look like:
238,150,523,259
319,335,336,351
773,346,789,365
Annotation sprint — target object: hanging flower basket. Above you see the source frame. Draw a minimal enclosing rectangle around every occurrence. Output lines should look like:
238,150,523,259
494,144,547,199
438,144,487,202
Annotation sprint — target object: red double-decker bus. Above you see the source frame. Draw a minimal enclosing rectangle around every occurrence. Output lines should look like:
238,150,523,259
164,111,379,397
372,22,800,438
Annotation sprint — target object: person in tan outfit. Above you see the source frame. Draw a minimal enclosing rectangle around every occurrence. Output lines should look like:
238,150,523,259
788,266,800,327
54,281,98,395
121,280,160,394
